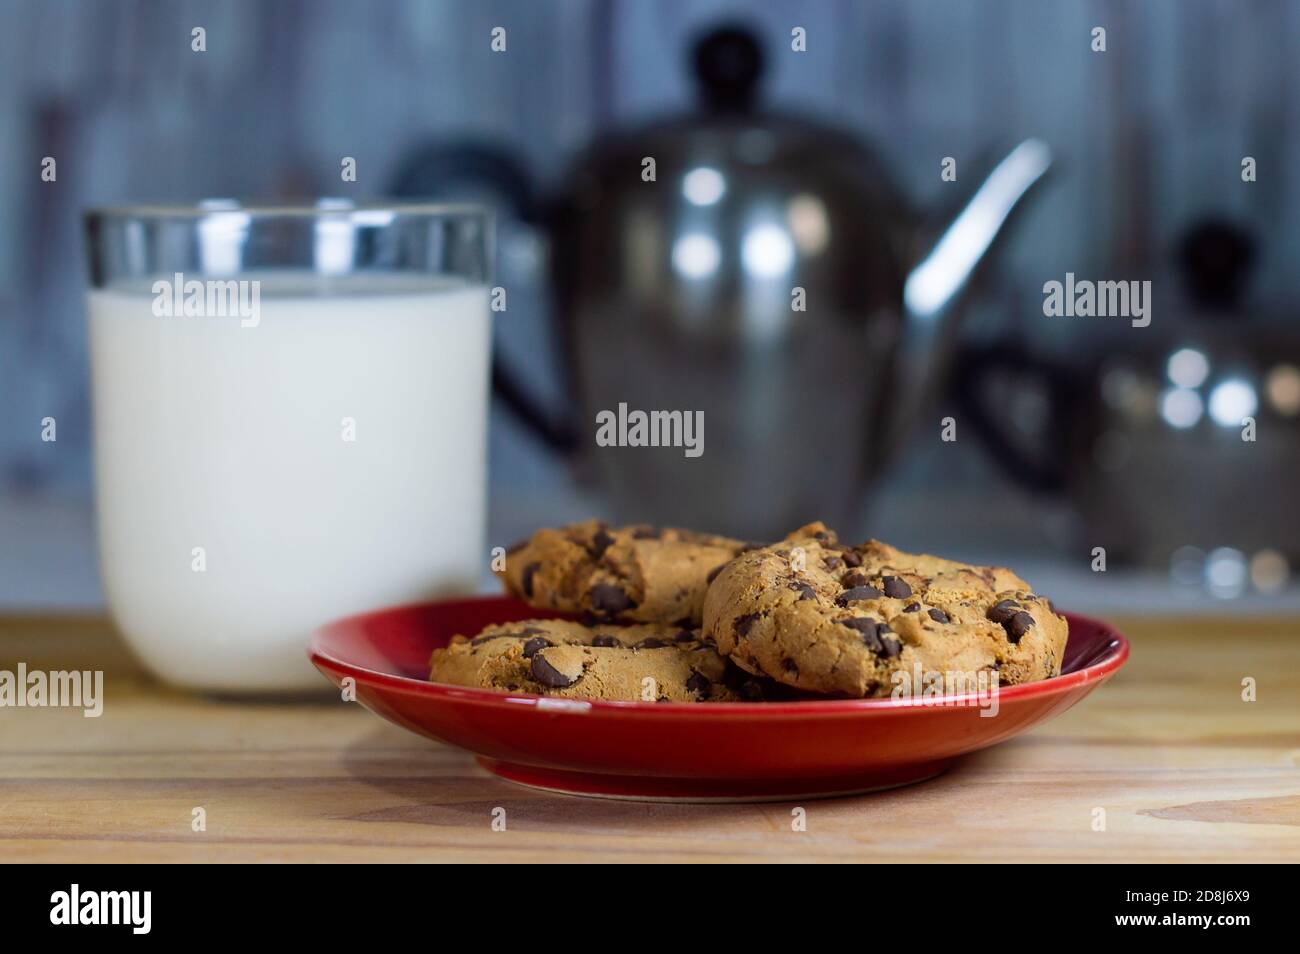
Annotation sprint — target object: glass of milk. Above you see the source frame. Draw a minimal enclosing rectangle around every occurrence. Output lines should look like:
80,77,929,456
84,201,491,692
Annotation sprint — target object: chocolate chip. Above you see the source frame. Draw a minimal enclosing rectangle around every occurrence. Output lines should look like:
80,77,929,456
842,571,869,589
879,636,903,658
588,583,634,616
674,629,696,642
882,576,912,599
521,562,540,598
836,585,883,607
706,563,728,584
822,556,842,570
927,608,949,624
903,603,920,613
987,599,1021,625
636,637,669,649
590,634,620,648
781,658,799,674
521,636,553,657
813,531,830,542
1004,611,1035,643
841,550,862,568
590,527,615,559
685,670,712,698
796,583,817,601
734,613,761,637
530,652,578,687
841,617,885,652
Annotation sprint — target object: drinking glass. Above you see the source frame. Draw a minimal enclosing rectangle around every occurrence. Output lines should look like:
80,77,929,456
84,200,491,691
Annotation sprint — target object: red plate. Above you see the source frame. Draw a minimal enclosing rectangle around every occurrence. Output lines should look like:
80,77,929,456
310,596,1128,801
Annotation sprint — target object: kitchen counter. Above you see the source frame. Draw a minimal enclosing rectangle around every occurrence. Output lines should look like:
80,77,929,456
1,614,1297,862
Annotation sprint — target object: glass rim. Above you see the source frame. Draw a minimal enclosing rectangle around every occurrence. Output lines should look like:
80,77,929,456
83,198,489,222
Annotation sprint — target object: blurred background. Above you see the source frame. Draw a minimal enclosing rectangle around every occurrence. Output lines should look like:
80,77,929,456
2,0,1298,614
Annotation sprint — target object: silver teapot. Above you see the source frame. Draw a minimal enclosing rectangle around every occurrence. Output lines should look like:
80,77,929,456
955,220,1300,574
395,25,1051,538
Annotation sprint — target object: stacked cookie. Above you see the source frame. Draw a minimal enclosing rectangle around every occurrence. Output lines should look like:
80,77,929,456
428,520,1069,703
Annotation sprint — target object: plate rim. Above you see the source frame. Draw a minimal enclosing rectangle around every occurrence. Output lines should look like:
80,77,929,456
309,595,1130,717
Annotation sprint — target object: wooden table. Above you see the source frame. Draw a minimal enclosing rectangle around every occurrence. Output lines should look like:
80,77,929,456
1,614,1297,863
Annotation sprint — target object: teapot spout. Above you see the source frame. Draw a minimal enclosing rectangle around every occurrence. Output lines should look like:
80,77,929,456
903,139,1052,317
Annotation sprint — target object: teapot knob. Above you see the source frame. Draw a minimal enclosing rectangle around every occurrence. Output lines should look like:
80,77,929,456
1178,219,1256,310
692,25,764,112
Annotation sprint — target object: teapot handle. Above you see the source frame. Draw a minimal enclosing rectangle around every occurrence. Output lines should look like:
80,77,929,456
951,341,1072,493
388,141,578,453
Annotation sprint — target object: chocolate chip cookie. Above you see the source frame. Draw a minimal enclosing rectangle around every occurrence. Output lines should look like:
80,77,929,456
498,520,753,625
702,527,1068,697
428,619,784,702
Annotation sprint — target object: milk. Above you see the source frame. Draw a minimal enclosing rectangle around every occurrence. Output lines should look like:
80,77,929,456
88,274,490,691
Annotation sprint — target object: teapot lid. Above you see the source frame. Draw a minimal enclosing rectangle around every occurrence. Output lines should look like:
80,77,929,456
563,24,902,221
552,22,910,323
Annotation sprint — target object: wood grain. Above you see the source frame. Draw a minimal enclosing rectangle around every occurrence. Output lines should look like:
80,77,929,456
1,614,1297,862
